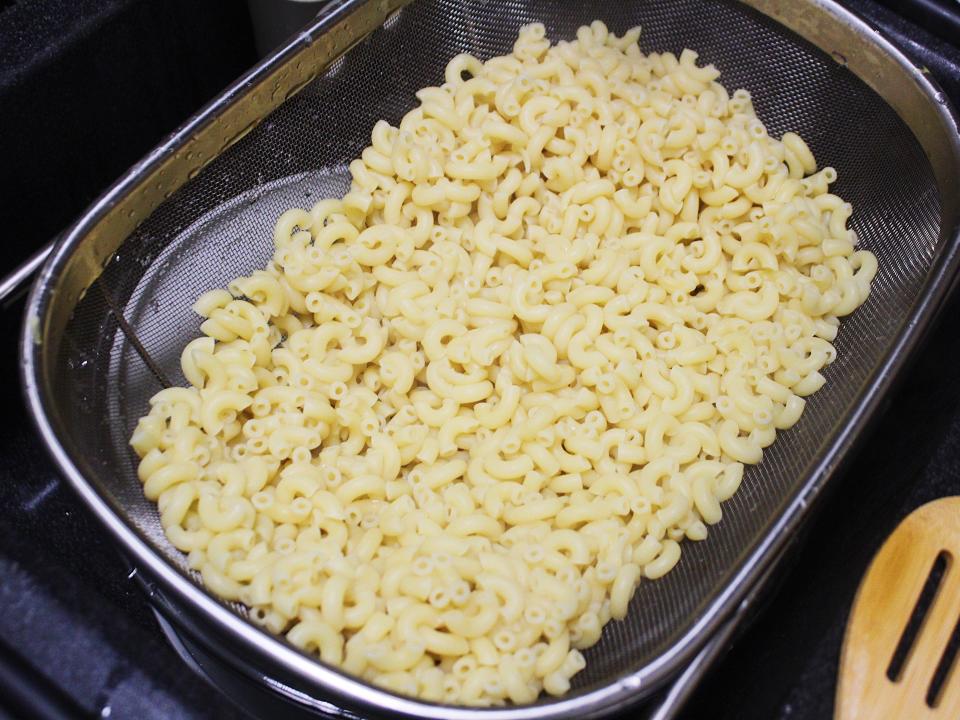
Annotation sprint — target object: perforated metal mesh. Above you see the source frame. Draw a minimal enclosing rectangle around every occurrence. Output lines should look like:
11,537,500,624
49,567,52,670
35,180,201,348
48,0,942,709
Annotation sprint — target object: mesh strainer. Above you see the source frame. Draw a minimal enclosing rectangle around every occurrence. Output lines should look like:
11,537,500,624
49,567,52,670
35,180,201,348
19,0,960,718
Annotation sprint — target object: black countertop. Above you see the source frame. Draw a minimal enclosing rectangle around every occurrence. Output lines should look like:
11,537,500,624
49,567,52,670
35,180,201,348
1,1,959,719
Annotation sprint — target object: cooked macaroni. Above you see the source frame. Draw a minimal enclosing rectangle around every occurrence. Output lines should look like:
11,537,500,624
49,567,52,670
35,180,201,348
131,20,877,705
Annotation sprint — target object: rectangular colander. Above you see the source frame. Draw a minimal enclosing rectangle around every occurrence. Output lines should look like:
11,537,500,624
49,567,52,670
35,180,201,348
20,0,960,718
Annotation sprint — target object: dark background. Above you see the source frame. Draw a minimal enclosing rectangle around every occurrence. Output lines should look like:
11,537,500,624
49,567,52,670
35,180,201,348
0,1,959,718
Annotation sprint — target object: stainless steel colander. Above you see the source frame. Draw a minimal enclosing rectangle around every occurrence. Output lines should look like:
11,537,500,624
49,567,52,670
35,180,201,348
19,0,960,718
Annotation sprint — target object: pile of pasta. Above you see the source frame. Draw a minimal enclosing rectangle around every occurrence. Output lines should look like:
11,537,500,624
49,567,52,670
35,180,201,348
131,20,877,706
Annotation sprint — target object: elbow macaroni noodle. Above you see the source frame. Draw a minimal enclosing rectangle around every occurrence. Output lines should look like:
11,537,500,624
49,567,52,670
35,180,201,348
131,21,877,706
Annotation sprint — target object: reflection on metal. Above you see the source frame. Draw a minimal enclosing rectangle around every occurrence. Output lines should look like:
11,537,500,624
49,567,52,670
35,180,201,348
0,242,52,306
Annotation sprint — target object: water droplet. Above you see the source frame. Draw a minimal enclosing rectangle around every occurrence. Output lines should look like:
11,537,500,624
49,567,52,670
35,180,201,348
384,8,403,30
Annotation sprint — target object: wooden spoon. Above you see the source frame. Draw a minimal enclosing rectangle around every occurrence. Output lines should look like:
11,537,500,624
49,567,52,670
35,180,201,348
837,497,960,719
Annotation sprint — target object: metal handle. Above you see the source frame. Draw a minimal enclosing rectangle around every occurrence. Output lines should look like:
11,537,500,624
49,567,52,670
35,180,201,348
647,542,790,720
647,616,739,720
0,242,53,306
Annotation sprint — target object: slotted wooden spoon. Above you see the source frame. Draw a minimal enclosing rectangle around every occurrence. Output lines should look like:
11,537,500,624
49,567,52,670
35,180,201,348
837,497,960,719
